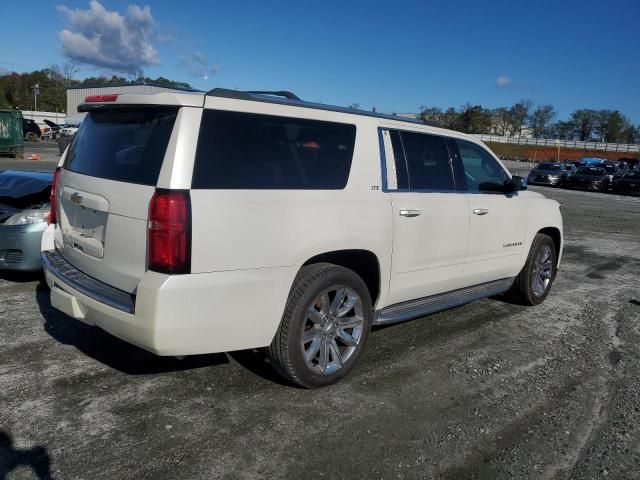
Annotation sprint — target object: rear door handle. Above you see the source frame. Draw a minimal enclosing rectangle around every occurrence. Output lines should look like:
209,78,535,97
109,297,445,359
473,208,489,216
399,209,421,217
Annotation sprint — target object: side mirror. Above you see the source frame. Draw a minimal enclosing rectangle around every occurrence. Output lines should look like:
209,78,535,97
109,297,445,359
506,176,527,193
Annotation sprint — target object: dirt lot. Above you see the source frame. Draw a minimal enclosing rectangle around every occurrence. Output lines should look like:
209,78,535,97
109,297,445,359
1,186,640,479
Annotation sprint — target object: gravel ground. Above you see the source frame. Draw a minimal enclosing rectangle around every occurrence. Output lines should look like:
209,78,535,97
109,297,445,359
1,186,640,479
0,143,60,172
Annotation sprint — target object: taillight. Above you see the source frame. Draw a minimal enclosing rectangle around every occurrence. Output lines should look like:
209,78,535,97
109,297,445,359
84,94,119,102
147,189,191,274
47,167,60,225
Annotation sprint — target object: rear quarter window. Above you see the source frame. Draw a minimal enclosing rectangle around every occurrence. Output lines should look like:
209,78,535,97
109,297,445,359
64,108,178,186
191,110,356,189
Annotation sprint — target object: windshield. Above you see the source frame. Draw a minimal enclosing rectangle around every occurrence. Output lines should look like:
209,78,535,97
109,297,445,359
603,165,617,173
64,108,178,185
576,167,605,176
536,164,561,171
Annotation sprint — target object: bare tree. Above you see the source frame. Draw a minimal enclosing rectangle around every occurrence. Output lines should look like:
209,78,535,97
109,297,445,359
61,62,79,86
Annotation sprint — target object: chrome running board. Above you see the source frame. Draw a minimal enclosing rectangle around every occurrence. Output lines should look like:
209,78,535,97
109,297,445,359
373,277,515,326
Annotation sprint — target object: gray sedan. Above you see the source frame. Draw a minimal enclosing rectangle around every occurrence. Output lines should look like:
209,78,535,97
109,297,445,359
0,170,53,271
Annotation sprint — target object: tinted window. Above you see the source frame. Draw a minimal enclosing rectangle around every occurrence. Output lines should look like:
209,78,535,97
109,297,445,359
192,110,356,189
456,140,508,192
65,108,178,185
576,167,605,176
399,131,454,190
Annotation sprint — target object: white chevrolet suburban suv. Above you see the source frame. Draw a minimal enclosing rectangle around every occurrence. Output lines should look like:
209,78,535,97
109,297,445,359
41,89,563,388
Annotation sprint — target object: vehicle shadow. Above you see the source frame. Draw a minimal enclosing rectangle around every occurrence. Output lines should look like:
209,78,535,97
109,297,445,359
0,270,44,283
0,430,53,480
35,282,229,375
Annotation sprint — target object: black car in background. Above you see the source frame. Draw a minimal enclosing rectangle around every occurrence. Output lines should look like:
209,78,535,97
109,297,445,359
527,162,572,187
564,166,609,191
22,119,41,142
613,171,640,196
602,163,623,189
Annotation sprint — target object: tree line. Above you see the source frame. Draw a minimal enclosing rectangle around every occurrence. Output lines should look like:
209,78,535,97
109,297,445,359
418,100,639,144
0,63,193,114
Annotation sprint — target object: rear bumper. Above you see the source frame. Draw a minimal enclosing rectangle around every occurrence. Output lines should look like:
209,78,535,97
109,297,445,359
41,248,297,356
0,222,47,271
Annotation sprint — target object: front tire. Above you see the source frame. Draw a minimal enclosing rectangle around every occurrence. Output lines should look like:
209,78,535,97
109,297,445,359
268,263,372,388
509,233,557,306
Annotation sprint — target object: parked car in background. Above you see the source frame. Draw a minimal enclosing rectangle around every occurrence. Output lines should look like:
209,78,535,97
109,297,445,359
0,170,53,271
56,116,83,155
527,162,571,187
562,162,576,174
564,166,609,191
22,119,41,142
41,89,563,388
612,171,640,196
602,163,623,189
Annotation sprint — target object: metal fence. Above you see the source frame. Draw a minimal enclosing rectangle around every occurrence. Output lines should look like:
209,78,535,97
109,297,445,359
472,134,640,153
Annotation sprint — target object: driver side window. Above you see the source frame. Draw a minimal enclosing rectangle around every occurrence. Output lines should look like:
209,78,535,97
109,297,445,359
456,140,507,192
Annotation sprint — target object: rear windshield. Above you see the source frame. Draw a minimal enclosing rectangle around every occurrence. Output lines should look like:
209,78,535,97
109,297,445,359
537,164,561,171
191,110,356,189
576,167,605,176
64,108,178,185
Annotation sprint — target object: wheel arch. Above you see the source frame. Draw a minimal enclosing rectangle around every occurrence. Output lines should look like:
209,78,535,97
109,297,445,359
537,227,562,264
302,249,381,308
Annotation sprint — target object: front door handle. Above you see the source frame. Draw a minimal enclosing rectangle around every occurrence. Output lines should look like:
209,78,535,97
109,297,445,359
399,209,421,217
473,208,489,216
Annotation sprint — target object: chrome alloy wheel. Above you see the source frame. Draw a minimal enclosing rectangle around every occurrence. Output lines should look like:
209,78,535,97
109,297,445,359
532,244,553,297
301,287,365,375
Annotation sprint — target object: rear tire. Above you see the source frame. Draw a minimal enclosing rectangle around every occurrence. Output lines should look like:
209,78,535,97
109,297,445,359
25,132,38,142
509,233,557,306
268,263,372,388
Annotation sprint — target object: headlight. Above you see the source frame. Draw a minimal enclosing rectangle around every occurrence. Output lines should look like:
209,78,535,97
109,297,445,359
548,174,560,179
3,207,49,226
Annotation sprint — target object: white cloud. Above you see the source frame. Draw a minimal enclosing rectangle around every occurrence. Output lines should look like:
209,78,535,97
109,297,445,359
57,0,160,74
178,52,219,79
496,75,512,88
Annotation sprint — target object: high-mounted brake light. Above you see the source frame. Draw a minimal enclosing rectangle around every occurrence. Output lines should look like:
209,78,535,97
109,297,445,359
47,168,60,225
147,190,191,274
84,94,119,103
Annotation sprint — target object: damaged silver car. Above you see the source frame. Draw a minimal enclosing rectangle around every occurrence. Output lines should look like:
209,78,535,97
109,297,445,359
0,170,53,271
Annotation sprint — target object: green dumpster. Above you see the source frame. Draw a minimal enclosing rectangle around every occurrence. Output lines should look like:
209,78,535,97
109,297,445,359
0,109,24,158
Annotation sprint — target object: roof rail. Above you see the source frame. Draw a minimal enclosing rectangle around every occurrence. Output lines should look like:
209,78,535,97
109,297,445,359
205,88,301,101
246,90,300,100
206,87,437,127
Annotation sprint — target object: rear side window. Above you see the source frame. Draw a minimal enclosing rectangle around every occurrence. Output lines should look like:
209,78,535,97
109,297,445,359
65,108,178,186
191,110,356,189
388,130,454,191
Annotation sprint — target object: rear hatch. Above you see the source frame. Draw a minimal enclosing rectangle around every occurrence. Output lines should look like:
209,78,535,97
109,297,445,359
56,107,179,293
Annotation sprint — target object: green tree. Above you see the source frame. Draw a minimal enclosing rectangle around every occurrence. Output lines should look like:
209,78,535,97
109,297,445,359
528,105,556,138
457,103,493,134
595,110,633,143
508,99,533,136
570,109,598,141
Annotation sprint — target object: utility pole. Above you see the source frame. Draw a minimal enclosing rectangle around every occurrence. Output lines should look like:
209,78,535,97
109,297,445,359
32,83,40,112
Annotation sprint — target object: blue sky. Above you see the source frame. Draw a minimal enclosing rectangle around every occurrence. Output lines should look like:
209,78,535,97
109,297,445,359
2,0,639,123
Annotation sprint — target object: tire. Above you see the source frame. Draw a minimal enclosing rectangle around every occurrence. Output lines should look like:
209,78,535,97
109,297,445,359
25,132,38,142
268,263,372,388
509,233,557,306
